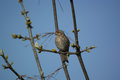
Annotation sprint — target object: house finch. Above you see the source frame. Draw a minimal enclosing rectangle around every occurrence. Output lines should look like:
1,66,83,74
55,30,70,63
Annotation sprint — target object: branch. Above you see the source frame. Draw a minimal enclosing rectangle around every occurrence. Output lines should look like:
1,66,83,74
52,0,59,31
52,0,70,80
35,42,95,55
11,33,30,41
18,0,45,80
60,56,70,80
0,49,24,80
70,0,89,80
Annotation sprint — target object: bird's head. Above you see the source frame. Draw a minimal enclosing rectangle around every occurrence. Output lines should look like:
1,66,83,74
55,30,65,36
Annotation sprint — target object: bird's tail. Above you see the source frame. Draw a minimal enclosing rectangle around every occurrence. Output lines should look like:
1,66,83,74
60,53,69,63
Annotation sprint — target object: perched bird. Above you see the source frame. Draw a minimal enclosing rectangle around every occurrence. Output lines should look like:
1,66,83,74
55,30,70,63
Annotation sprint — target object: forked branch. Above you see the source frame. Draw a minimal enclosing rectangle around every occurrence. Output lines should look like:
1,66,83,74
0,49,24,80
70,0,89,80
18,0,45,80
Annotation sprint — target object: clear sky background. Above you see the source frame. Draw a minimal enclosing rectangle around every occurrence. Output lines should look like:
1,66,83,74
0,0,120,80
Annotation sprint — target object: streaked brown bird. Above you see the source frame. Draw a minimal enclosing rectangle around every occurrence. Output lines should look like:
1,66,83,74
55,30,70,63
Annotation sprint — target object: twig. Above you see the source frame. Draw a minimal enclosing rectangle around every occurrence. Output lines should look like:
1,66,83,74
17,75,39,80
52,0,70,80
18,0,45,80
36,45,95,55
58,0,64,12
40,32,54,45
45,65,67,80
40,32,54,38
70,0,89,80
0,49,24,80
11,33,30,41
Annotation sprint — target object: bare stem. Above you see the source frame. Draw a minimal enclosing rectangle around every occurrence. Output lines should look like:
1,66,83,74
52,0,59,31
60,54,70,80
70,0,89,80
28,28,45,80
52,0,70,80
18,1,45,80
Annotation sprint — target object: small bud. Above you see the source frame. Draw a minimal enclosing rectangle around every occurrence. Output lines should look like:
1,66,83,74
26,11,29,14
36,34,40,37
89,45,95,49
5,54,8,60
25,26,28,29
35,42,39,48
51,49,57,52
77,29,80,32
11,61,14,65
26,21,32,25
11,33,17,39
40,45,43,49
73,43,74,45
41,71,44,76
25,25,33,28
37,50,41,53
71,43,75,47
0,49,4,56
22,38,26,41
20,11,24,15
72,30,74,32
86,50,90,53
18,34,22,39
2,64,6,67
36,34,40,40
36,38,40,40
2,64,7,70
26,22,28,25
66,53,69,59
26,17,30,21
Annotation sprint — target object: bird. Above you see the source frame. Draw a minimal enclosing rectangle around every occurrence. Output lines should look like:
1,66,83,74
55,30,70,63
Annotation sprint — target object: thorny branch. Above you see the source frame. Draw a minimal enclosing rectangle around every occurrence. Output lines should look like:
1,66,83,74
0,49,24,80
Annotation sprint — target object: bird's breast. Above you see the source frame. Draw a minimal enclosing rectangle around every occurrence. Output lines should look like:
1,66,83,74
55,36,69,51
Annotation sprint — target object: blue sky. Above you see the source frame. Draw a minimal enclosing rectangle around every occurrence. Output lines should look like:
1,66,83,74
0,0,120,80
